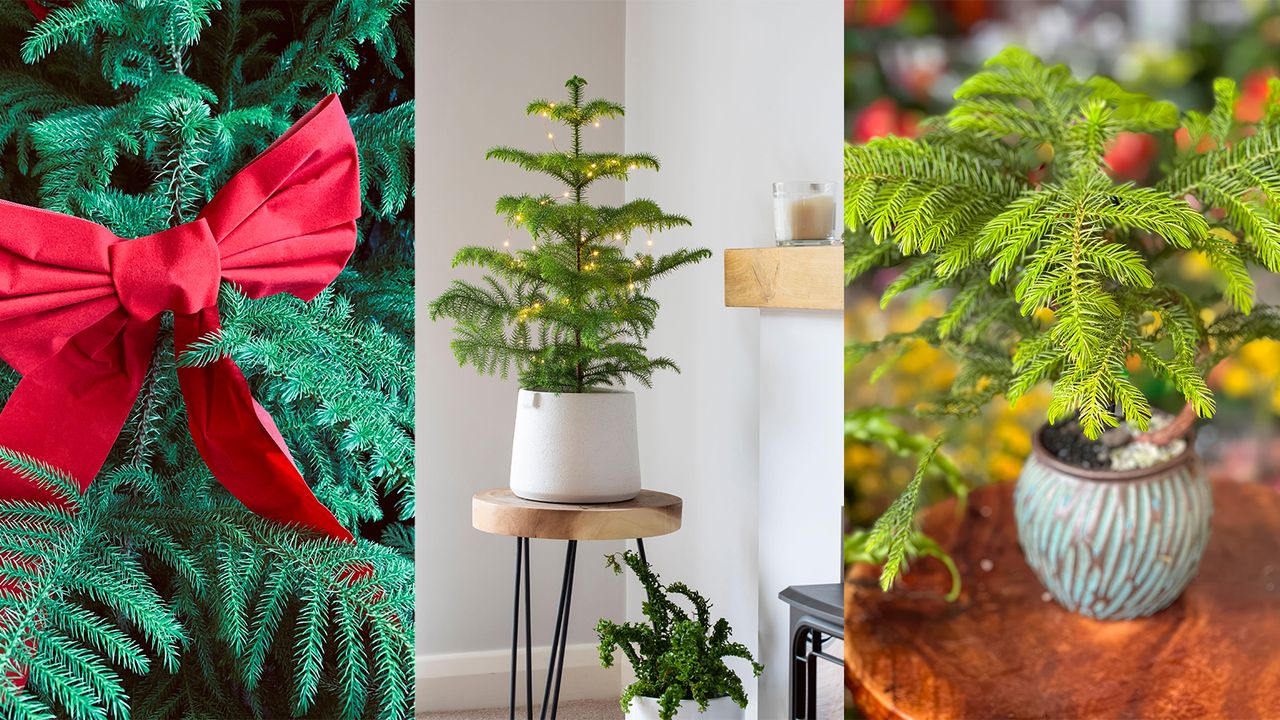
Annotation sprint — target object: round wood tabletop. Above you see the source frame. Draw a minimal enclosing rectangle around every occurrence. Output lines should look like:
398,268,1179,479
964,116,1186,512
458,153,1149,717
472,488,682,541
845,481,1280,720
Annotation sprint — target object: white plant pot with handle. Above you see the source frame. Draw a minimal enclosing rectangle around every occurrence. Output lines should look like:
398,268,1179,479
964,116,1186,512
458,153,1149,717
509,388,641,503
625,696,743,720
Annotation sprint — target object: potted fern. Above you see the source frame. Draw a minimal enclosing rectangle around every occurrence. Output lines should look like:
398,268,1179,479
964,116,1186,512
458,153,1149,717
596,551,762,720
429,76,709,503
845,48,1280,620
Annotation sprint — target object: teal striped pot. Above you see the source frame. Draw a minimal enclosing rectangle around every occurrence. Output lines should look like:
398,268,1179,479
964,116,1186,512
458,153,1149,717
1013,427,1212,620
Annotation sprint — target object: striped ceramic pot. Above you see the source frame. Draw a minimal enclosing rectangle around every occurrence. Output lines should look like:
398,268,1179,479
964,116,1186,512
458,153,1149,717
1013,426,1212,620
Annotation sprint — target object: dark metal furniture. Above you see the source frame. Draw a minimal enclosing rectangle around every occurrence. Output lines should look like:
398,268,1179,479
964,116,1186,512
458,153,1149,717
779,583,844,720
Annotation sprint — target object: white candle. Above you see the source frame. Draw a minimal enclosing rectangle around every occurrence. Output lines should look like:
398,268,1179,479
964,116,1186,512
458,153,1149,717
773,182,837,245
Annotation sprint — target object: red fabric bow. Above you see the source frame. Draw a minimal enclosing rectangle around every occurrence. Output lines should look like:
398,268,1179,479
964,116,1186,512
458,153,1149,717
0,95,359,541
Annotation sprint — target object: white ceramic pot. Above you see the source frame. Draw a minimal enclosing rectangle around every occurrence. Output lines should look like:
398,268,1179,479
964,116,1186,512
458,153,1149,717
625,696,743,720
509,388,641,503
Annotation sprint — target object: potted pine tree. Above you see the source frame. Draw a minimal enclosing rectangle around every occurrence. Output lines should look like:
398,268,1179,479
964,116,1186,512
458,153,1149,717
430,76,709,503
844,48,1280,620
596,551,762,720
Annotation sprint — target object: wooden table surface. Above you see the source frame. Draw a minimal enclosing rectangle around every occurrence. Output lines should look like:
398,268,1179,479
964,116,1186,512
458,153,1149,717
472,488,682,540
845,481,1280,720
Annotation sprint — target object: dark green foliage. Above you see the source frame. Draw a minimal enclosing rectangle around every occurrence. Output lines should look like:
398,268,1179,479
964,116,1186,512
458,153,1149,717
0,0,414,717
845,49,1280,593
595,550,761,720
429,76,710,393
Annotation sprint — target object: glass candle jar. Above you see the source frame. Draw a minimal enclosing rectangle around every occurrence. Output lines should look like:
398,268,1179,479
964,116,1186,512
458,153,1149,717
772,181,839,246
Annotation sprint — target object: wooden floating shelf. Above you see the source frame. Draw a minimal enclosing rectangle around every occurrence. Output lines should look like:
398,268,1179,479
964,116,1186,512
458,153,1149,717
723,245,843,311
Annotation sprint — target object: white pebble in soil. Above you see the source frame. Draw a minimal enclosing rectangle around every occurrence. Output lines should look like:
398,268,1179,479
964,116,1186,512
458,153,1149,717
979,559,994,572
1110,438,1185,471
1109,411,1186,471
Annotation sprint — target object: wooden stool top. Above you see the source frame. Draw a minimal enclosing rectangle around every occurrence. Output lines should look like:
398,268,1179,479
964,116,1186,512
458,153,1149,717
472,488,682,541
845,481,1280,720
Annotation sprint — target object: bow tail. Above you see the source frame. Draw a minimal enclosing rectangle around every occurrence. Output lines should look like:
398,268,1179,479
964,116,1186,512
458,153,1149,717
174,307,352,541
0,311,155,502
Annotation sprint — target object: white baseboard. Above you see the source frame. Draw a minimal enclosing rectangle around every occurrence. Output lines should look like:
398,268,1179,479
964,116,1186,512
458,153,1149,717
416,643,620,713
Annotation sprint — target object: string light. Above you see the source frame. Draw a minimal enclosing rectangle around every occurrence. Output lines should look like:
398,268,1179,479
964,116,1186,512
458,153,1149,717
502,239,510,247
593,121,600,128
614,233,622,241
647,239,653,246
547,132,554,140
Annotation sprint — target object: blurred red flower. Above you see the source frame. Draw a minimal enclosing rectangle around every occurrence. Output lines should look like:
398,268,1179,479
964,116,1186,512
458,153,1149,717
1104,132,1158,183
852,98,920,143
1236,68,1277,123
846,0,909,27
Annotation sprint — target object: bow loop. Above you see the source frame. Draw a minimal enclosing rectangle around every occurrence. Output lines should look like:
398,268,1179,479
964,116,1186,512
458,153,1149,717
203,94,359,303
109,219,220,320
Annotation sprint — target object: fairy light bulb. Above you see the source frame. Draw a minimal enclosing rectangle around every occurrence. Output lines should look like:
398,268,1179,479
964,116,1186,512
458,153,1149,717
547,132,554,140
614,233,622,241
593,121,600,127
647,239,653,246
502,240,510,247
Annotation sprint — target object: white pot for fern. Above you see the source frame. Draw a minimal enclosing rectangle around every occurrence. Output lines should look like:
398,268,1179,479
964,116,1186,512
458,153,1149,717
625,696,743,720
509,388,641,503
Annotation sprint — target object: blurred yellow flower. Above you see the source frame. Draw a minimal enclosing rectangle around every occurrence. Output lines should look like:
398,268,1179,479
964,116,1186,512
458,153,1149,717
1220,364,1257,397
1139,311,1163,336
1180,251,1213,280
988,453,1025,483
995,422,1031,454
1239,339,1280,372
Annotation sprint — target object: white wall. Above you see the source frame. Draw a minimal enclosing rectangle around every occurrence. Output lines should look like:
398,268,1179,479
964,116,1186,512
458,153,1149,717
625,2,843,718
419,1,627,711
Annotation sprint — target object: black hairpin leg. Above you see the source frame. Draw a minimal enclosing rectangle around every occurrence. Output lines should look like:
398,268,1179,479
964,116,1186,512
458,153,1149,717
510,538,533,720
523,538,532,717
636,537,647,566
511,538,647,720
541,540,577,720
